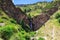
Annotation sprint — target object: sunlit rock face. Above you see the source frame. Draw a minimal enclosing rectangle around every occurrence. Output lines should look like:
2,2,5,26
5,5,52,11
0,0,29,24
0,0,58,31
32,7,58,31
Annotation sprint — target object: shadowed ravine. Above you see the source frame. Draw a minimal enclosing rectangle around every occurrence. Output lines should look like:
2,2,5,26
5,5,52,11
0,0,59,31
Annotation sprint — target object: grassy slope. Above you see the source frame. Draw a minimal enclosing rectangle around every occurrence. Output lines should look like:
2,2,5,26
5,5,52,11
17,2,46,17
0,9,35,40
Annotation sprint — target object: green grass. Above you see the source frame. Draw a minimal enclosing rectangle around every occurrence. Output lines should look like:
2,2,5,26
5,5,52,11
38,37,45,40
0,9,35,40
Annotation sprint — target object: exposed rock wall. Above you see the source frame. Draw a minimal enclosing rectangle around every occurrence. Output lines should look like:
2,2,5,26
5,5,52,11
32,7,58,31
0,0,59,31
0,0,29,24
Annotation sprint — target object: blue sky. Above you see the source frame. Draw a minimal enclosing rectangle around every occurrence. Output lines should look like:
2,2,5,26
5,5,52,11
12,0,53,4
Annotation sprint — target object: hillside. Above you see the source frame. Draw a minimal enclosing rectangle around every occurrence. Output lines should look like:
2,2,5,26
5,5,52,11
17,2,54,17
0,1,60,40
15,1,60,40
0,9,35,40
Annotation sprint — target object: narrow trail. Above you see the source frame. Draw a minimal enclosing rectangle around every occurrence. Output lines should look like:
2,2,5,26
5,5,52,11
32,19,60,40
52,26,55,40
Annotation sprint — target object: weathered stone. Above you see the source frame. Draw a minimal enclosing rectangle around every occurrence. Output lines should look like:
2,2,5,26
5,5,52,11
32,7,58,31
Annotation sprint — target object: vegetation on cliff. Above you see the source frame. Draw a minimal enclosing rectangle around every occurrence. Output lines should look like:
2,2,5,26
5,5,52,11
0,0,60,40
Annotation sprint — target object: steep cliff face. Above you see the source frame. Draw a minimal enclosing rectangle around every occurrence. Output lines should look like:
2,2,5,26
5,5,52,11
0,0,27,20
32,7,58,31
0,0,59,31
0,0,29,25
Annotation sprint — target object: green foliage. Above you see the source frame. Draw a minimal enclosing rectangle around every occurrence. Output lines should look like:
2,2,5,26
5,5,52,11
0,25,17,40
55,13,60,23
29,32,36,37
0,9,35,40
9,31,35,40
9,32,25,40
58,18,60,23
38,37,45,40
24,8,31,13
0,19,3,23
25,35,30,40
55,13,60,19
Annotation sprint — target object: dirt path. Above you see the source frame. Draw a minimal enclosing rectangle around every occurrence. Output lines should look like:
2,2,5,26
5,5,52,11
33,19,60,40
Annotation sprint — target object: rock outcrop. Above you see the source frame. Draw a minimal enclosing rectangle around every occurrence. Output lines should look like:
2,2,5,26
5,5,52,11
32,7,58,31
0,0,59,31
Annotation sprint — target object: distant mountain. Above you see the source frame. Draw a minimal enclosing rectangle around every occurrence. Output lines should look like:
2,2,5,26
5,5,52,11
15,1,50,7
15,4,27,7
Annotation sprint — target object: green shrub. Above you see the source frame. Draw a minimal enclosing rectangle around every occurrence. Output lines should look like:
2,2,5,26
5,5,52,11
10,20,16,24
2,17,8,20
25,35,30,40
24,8,31,13
0,25,18,40
9,33,23,40
58,18,60,23
55,13,60,19
9,32,30,40
29,32,36,37
0,19,3,23
55,13,60,23
38,37,45,40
